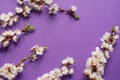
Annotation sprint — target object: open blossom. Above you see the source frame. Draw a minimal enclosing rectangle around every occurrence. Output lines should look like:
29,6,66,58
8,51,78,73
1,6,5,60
31,44,45,55
16,6,32,17
30,44,47,61
49,4,59,14
43,0,53,4
112,26,119,33
17,0,27,4
62,57,75,65
0,29,21,47
23,6,32,17
0,63,24,80
101,42,113,52
84,26,119,80
16,7,23,13
37,57,75,80
0,13,10,22
70,6,77,12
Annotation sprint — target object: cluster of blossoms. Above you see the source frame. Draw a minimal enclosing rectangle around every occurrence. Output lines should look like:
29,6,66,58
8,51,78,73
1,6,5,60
30,44,48,61
37,57,76,80
0,63,24,80
0,29,21,47
17,0,79,18
84,26,119,80
0,0,79,28
0,44,47,80
17,0,79,19
0,24,34,48
0,12,18,28
16,5,32,17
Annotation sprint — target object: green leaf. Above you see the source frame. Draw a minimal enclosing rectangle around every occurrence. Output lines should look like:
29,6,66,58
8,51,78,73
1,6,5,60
22,24,35,33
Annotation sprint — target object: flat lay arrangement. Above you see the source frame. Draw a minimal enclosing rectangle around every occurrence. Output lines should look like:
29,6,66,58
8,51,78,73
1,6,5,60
0,0,120,80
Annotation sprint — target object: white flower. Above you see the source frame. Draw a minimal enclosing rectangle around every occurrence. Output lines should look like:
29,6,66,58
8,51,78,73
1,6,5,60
70,6,77,12
49,4,59,14
31,54,37,61
3,41,9,47
2,30,14,37
92,47,107,63
101,42,113,52
16,7,23,13
97,64,105,75
104,51,110,59
113,34,119,39
8,12,14,17
54,68,62,77
12,35,18,42
44,0,53,4
62,59,68,65
66,57,75,64
8,19,14,26
24,6,32,14
69,68,74,75
61,66,69,75
12,15,19,22
89,72,97,79
23,6,32,17
31,44,45,55
17,0,27,4
86,57,96,68
17,0,23,4
0,12,15,27
0,36,5,42
0,63,24,80
62,57,75,65
0,13,10,22
36,77,41,80
113,26,119,33
16,67,23,73
0,29,21,47
100,32,111,42
84,68,91,75
30,4,42,11
1,21,8,28
14,29,21,35
96,75,104,80
16,63,24,73
1,63,18,80
8,15,19,26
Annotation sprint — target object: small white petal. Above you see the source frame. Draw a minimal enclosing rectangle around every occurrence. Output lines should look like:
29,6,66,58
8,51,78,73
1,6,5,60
3,41,9,47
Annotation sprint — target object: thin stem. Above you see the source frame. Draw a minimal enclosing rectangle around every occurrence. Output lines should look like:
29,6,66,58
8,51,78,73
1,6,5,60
16,52,35,67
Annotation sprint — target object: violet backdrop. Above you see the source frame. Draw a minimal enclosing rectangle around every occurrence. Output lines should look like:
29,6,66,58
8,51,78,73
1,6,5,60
0,0,120,80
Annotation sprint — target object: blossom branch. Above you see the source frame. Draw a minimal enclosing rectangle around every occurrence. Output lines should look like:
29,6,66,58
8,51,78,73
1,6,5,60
0,24,34,47
17,0,80,19
36,57,76,80
0,44,47,80
84,26,119,80
0,0,80,28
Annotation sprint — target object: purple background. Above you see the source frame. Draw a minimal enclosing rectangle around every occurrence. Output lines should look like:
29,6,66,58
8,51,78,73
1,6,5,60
0,0,120,80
